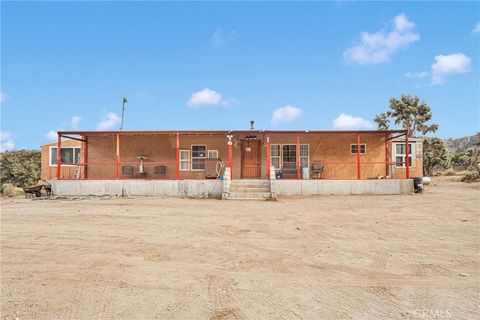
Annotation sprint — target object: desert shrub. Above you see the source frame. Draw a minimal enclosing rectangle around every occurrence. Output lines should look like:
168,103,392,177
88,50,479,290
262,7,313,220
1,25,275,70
2,183,15,196
1,183,24,197
423,137,448,176
0,150,41,187
443,168,456,176
461,172,479,183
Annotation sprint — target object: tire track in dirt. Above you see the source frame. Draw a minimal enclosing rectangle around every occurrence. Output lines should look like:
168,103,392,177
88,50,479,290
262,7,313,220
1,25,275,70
206,275,246,320
370,249,389,272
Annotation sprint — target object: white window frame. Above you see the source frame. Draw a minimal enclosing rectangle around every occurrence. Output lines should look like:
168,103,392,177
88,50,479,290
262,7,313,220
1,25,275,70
394,143,414,168
207,149,218,159
49,146,81,167
270,144,281,169
282,144,298,170
350,144,366,154
270,144,310,170
300,144,309,169
179,150,190,171
191,144,207,171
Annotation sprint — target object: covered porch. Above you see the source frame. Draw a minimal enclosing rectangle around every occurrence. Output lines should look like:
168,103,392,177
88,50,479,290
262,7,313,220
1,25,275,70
53,129,412,181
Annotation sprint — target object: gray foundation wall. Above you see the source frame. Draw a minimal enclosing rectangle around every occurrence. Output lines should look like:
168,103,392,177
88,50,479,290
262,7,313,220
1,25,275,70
275,179,413,196
51,180,224,198
51,179,413,197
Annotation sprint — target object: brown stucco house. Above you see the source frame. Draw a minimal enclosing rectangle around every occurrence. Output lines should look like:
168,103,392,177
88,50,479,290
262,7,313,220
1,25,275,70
41,129,422,199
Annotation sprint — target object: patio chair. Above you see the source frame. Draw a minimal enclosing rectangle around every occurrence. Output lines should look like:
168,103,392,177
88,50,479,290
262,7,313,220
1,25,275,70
122,166,134,178
154,165,166,179
311,163,324,179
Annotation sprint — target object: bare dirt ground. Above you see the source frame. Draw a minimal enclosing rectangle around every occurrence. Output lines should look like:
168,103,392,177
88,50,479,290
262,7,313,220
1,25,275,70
1,177,479,320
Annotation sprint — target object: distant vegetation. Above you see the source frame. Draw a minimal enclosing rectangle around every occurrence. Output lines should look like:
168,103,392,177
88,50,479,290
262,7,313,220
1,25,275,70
426,133,479,181
374,94,479,182
0,150,41,193
444,135,480,154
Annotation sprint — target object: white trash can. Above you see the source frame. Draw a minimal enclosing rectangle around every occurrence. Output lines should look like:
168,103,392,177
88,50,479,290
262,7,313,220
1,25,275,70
302,167,310,179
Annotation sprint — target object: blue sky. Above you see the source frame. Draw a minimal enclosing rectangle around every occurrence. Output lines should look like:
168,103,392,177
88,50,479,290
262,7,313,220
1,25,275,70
1,1,479,150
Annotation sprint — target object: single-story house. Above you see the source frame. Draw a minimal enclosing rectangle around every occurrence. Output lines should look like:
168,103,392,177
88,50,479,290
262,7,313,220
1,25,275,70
41,129,422,198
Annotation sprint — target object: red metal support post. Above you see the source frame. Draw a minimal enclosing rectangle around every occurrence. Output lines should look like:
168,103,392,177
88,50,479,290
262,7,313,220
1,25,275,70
385,134,390,178
296,135,301,179
56,133,61,179
405,129,409,179
176,132,180,180
228,138,233,180
116,133,120,180
266,136,271,179
356,133,361,180
84,136,88,179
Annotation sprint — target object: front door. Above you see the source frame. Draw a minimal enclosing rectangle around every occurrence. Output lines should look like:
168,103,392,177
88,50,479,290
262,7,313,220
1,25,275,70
241,140,261,178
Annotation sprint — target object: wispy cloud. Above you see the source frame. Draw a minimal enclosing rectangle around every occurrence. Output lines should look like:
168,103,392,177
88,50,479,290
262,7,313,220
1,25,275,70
220,98,239,109
211,29,238,47
97,112,121,130
71,115,83,129
343,13,420,65
332,113,374,130
134,91,146,98
45,130,57,142
271,105,303,127
0,131,15,151
405,71,429,79
406,53,471,86
472,22,480,34
186,88,237,108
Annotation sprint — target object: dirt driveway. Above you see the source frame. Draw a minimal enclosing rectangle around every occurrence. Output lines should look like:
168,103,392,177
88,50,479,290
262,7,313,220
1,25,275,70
1,177,479,319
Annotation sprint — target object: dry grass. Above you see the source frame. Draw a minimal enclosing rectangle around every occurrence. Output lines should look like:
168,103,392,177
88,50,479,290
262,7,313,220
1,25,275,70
1,177,479,319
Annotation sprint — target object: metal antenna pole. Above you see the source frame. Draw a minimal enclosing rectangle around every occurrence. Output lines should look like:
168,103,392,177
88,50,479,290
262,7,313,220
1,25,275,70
120,97,127,130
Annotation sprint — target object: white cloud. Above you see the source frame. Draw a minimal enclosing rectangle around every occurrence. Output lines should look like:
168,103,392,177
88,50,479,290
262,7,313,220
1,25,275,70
405,53,471,85
0,131,15,151
332,113,374,130
472,22,480,34
431,53,471,85
187,88,221,107
220,98,239,109
271,105,303,127
71,115,83,129
96,112,121,130
343,13,420,65
393,13,415,32
186,88,237,109
405,71,429,79
211,30,237,47
45,130,57,142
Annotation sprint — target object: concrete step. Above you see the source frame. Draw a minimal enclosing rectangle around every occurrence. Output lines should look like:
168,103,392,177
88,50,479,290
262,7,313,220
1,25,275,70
227,197,267,201
228,192,272,199
230,180,270,186
229,187,271,192
228,191,272,198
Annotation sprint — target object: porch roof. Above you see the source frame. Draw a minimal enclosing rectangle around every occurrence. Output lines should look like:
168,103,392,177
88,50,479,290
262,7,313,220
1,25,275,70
58,129,407,137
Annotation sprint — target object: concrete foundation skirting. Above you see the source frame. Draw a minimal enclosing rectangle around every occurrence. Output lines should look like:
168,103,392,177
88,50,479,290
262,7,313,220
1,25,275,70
275,179,414,196
51,179,413,197
51,180,224,198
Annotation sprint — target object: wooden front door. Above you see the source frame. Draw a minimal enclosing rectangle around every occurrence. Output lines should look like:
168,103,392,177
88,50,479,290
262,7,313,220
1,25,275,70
241,140,261,178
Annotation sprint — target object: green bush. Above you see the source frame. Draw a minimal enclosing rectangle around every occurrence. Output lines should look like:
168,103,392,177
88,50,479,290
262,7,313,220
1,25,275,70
0,150,41,187
461,172,479,183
